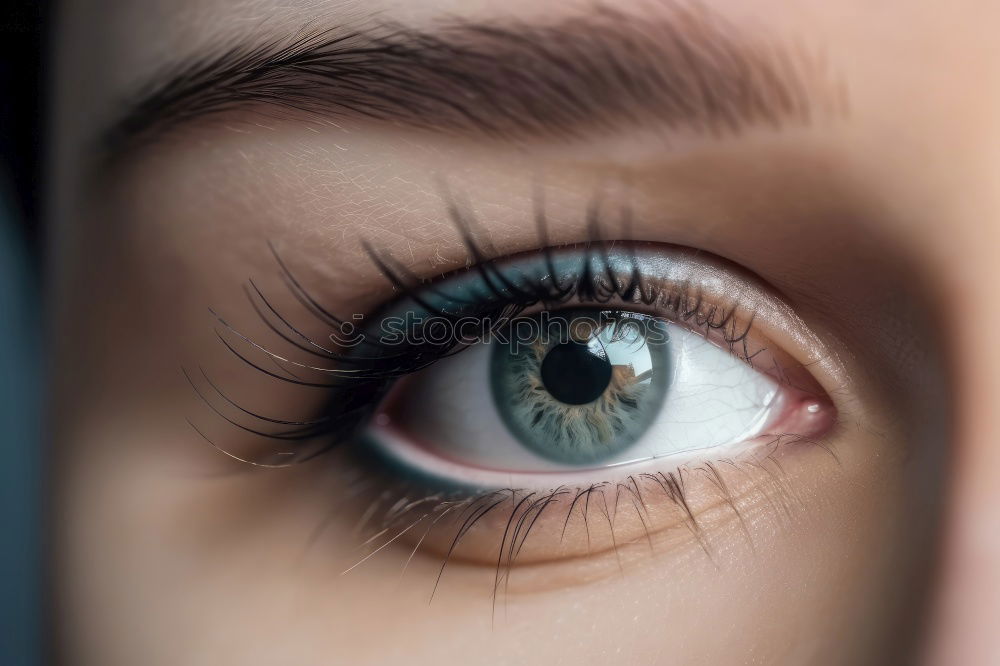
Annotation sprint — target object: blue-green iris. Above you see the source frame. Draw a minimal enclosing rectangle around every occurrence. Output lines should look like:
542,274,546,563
490,310,671,465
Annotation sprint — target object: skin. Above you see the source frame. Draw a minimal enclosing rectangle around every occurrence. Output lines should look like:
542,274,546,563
48,0,1000,664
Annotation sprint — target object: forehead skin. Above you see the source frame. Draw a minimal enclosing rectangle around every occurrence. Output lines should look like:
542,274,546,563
49,0,1000,664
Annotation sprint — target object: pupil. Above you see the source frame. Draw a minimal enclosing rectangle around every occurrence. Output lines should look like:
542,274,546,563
540,341,613,405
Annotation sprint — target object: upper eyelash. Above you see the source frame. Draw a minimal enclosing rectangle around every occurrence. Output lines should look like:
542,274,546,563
187,201,760,467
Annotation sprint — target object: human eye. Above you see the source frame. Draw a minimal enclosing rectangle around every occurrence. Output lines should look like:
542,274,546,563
193,205,837,585
363,246,832,488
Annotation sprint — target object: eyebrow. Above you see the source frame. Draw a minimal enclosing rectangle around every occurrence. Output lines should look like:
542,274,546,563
104,5,843,157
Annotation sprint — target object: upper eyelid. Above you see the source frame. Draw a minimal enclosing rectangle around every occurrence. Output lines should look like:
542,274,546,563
248,238,808,382
363,238,839,397
364,244,817,390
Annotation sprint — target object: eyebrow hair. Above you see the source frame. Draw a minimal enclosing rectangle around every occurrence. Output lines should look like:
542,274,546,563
104,5,843,157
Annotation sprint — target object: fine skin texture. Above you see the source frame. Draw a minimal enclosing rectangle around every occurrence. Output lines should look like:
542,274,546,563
47,1,1000,664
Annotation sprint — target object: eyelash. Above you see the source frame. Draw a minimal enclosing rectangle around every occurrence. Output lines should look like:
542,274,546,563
192,231,757,464
336,428,826,608
186,202,831,597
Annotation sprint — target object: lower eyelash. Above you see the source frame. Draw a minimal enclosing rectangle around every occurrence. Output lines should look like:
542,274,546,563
329,432,837,603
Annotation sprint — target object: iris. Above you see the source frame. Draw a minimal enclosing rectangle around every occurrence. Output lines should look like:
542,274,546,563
490,310,671,465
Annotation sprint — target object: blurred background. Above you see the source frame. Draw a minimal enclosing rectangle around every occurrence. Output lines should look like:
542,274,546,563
1,1,46,665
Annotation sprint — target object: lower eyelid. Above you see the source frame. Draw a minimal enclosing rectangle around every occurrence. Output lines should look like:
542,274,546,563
336,433,842,583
